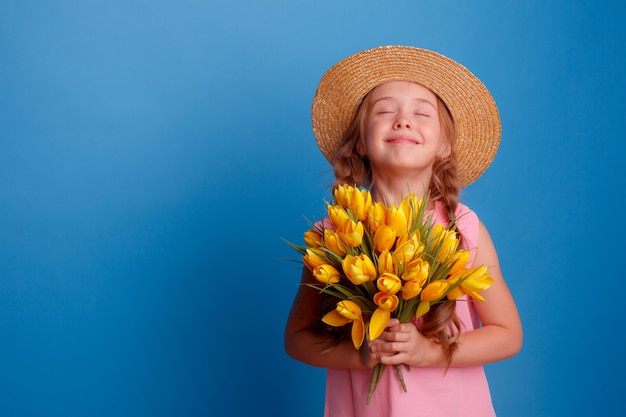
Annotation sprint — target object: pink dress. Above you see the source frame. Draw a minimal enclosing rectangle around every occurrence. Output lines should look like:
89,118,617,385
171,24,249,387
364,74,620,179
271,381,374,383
324,202,496,417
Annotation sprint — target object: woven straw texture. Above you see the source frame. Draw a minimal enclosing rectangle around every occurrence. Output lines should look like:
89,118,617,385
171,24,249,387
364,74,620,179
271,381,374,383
311,46,501,188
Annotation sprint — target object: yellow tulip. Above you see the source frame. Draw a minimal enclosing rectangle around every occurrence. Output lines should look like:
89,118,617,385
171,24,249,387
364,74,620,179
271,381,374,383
387,203,409,237
369,292,399,340
303,229,323,247
402,279,423,300
312,264,341,284
333,184,352,210
376,272,402,295
323,229,347,256
303,248,327,270
329,299,362,321
334,184,373,222
459,266,494,301
338,220,364,248
420,280,450,301
402,259,429,284
342,254,377,285
374,291,399,311
394,233,424,269
445,273,465,300
403,193,424,213
432,224,459,262
377,249,397,275
329,204,364,246
367,201,387,233
447,250,471,276
322,300,365,349
327,205,352,231
374,224,396,253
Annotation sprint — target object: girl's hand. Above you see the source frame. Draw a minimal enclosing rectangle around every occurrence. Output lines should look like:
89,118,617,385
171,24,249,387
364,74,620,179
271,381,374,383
359,327,399,368
369,319,440,367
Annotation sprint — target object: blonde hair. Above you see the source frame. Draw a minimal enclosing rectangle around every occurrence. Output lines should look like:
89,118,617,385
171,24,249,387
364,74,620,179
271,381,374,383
330,83,462,365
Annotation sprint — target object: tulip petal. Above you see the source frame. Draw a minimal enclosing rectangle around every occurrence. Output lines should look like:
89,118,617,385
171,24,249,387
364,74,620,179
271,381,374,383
369,308,391,340
312,264,341,284
421,281,449,302
416,301,430,318
446,287,465,300
322,310,351,327
352,317,365,349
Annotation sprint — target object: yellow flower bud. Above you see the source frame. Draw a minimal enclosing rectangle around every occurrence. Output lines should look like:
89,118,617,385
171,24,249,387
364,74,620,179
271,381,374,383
403,193,424,213
374,224,396,253
327,205,351,231
377,249,397,275
373,291,399,310
342,254,377,285
420,281,449,301
335,299,362,320
445,273,465,300
338,220,364,248
394,233,423,269
402,279,423,300
333,185,373,222
303,229,323,247
323,229,347,256
448,250,471,276
402,259,429,284
333,184,352,209
459,266,494,301
322,300,365,349
376,272,402,295
312,264,341,284
387,204,409,237
432,224,459,262
367,201,387,233
303,248,326,270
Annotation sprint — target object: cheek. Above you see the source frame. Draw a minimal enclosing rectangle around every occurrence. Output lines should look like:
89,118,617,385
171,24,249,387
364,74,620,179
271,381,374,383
358,133,372,156
356,139,366,156
359,124,375,156
436,134,452,158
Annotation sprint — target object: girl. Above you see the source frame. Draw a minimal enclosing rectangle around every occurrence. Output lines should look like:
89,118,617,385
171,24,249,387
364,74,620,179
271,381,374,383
285,46,522,417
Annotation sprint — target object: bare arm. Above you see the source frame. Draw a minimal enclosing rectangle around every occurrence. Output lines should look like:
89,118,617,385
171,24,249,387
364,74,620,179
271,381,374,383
284,267,370,369
444,219,523,365
372,220,523,367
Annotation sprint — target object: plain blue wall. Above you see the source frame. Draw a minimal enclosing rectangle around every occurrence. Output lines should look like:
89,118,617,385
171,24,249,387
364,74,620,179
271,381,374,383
1,1,624,416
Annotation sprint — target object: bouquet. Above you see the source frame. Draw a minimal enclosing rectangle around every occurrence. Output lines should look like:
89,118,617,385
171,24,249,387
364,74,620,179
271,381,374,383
285,185,494,404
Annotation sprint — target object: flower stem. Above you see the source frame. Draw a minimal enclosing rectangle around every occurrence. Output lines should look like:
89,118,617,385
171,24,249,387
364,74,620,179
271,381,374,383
394,364,407,392
366,364,385,404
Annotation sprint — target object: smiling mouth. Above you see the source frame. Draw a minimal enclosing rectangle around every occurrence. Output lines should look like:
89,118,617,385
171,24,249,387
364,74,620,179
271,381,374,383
385,136,421,145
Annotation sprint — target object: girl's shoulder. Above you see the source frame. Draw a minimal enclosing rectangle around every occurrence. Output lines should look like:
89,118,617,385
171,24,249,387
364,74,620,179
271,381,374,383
437,201,480,255
455,202,479,229
455,202,479,236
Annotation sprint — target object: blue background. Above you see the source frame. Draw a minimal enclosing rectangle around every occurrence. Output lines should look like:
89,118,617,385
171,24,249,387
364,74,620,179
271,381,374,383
1,1,624,416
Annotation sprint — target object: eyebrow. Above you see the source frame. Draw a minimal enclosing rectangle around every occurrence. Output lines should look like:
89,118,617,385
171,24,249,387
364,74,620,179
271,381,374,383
371,96,437,109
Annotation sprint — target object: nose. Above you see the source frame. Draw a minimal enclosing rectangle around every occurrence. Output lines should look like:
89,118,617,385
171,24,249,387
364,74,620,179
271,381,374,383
394,117,412,130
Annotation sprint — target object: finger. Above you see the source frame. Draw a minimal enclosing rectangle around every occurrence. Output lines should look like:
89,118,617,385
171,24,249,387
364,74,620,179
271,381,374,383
373,340,404,355
386,318,400,327
379,351,404,365
378,331,402,343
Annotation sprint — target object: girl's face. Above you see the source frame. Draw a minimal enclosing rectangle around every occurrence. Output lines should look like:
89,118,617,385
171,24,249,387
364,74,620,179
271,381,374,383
361,80,450,179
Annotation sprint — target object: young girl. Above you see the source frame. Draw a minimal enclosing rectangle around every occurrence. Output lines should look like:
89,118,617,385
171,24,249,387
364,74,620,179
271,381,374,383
285,46,522,417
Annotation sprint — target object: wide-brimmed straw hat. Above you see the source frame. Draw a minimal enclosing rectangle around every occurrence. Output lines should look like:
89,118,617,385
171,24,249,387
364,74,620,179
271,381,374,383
311,45,501,188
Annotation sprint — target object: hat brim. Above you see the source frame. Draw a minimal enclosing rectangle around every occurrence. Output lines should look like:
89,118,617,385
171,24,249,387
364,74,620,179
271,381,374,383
311,46,501,188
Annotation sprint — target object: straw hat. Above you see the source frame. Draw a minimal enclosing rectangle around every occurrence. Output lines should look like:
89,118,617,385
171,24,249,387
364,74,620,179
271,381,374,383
311,45,501,188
